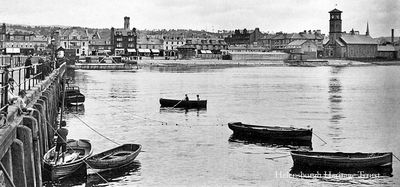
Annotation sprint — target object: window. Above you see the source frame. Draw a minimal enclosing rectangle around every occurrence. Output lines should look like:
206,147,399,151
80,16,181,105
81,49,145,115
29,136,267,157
117,43,122,47
117,38,122,41
83,42,85,46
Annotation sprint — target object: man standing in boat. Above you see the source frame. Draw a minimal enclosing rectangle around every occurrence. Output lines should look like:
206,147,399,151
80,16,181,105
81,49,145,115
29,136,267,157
55,121,68,164
185,94,189,101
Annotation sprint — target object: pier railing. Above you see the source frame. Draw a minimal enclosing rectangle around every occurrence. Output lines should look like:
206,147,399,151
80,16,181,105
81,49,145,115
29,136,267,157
0,57,54,127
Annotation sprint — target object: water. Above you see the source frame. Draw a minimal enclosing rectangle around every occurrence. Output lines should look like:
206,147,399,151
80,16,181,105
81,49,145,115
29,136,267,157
56,65,399,186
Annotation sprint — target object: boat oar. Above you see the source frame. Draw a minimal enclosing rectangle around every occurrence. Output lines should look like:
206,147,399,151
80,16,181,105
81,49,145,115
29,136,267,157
312,131,327,145
265,154,291,160
171,99,185,109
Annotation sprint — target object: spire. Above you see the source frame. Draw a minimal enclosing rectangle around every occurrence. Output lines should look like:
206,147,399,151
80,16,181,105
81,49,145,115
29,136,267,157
366,22,370,36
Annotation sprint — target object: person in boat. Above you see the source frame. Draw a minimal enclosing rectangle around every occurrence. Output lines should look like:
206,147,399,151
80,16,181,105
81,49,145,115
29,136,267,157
197,95,200,101
55,121,68,164
185,94,189,101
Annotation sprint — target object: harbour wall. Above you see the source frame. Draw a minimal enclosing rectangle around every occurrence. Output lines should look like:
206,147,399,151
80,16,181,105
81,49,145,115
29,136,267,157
72,63,137,70
0,63,65,187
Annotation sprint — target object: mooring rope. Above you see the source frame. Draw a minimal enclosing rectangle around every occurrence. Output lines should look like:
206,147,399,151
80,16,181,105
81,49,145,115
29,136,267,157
72,114,120,146
393,154,400,162
312,131,327,145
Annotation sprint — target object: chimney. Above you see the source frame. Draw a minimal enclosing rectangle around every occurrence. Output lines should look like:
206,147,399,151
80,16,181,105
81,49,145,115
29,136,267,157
124,16,130,30
391,29,394,44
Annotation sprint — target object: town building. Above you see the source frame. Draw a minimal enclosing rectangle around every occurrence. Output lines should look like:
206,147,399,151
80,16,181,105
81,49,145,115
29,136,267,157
110,17,137,56
59,28,90,56
88,31,113,56
178,37,227,59
224,28,263,45
263,31,324,54
286,39,318,59
162,34,185,57
324,8,377,59
0,23,49,55
137,36,163,57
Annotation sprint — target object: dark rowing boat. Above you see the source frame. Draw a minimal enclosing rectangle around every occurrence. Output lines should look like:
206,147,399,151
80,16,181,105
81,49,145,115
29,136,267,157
291,151,393,168
64,86,85,106
85,144,142,170
159,98,207,109
43,139,93,180
228,122,312,141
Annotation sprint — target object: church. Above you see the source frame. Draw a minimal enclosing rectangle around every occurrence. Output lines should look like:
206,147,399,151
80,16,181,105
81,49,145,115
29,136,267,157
324,8,378,59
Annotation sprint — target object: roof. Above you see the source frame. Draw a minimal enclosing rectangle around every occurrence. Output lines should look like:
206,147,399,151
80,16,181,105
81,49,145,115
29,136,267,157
340,34,378,45
335,39,345,47
287,40,307,46
378,45,396,52
228,45,265,50
113,28,137,37
137,37,163,45
329,8,342,13
323,38,330,45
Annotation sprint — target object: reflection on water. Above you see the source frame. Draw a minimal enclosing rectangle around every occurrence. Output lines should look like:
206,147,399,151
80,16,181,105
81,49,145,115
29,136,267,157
147,64,240,73
290,165,393,184
327,68,345,144
87,161,141,186
229,134,312,150
43,164,87,186
65,104,85,115
159,107,206,115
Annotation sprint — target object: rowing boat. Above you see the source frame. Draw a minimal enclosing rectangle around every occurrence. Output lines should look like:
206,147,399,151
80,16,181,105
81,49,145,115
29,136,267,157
228,122,312,141
64,86,85,105
159,98,207,109
43,139,93,180
291,151,393,168
85,144,142,170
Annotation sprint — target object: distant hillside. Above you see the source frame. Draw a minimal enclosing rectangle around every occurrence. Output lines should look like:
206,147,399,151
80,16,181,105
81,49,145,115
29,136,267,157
4,23,231,39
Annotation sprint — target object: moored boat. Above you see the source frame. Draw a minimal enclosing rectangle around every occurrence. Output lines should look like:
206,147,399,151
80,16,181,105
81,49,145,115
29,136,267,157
85,144,142,170
43,139,93,180
64,86,85,105
291,151,393,168
228,122,312,141
159,98,207,109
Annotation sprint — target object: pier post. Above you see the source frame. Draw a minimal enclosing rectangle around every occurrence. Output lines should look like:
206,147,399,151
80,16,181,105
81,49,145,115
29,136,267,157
1,149,12,182
22,115,42,186
16,125,36,186
11,139,27,187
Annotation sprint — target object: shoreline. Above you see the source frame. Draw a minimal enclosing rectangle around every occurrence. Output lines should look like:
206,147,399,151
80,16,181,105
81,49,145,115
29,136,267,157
137,59,400,67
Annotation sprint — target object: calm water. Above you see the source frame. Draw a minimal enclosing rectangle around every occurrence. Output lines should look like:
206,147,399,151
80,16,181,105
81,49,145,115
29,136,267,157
56,65,399,186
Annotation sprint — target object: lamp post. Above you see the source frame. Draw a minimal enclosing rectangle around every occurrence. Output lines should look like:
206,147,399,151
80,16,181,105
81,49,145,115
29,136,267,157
50,38,56,69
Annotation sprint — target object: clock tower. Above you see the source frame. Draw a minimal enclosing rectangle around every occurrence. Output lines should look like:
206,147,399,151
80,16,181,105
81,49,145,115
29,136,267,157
329,8,343,44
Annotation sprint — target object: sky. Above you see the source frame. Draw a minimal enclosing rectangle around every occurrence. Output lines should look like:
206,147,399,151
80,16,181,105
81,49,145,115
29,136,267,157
0,0,398,37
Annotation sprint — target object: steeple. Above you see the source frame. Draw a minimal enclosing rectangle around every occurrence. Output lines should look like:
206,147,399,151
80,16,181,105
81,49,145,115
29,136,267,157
366,22,370,36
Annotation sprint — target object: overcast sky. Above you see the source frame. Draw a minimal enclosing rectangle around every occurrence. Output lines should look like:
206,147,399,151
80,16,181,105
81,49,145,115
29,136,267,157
0,0,398,37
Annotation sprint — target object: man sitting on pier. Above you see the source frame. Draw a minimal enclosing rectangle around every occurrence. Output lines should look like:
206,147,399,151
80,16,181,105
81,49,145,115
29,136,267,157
55,121,68,164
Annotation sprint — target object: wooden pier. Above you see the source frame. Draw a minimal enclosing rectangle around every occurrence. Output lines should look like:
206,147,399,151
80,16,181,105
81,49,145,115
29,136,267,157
0,63,65,187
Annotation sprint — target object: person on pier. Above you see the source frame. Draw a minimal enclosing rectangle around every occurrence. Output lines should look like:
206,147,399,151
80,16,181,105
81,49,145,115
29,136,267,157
55,121,68,164
25,55,32,78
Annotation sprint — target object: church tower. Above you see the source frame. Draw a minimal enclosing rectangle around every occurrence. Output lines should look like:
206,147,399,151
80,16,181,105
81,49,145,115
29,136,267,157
329,8,343,44
366,22,370,36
